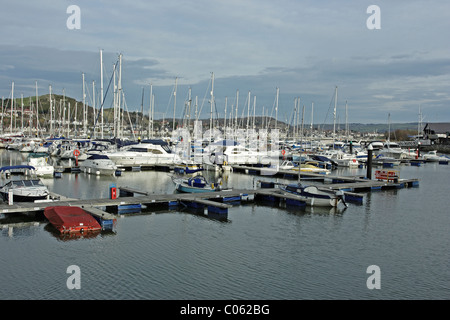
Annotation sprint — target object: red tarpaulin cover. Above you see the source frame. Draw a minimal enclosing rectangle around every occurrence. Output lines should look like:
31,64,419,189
44,206,102,233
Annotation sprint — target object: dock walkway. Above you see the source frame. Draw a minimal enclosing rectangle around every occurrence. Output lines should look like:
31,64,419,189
0,188,258,214
0,169,419,215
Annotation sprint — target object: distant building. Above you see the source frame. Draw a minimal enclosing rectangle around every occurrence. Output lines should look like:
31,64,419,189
423,123,450,144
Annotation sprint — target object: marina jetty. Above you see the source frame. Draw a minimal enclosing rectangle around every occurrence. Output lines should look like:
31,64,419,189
0,166,419,226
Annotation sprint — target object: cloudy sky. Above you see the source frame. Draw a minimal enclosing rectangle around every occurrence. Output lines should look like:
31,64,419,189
1,0,449,124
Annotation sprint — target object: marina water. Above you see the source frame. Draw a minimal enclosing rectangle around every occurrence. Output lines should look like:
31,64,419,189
0,149,449,300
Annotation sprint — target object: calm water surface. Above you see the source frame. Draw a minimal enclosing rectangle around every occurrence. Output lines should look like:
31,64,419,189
0,149,449,300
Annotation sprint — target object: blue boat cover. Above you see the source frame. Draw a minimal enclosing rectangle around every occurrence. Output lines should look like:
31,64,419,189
0,165,36,172
87,154,110,160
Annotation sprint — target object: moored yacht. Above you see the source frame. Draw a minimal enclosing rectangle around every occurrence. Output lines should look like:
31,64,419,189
26,154,55,177
0,165,50,202
105,139,181,167
80,154,118,175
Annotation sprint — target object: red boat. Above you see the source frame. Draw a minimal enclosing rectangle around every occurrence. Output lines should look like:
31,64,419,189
44,206,102,234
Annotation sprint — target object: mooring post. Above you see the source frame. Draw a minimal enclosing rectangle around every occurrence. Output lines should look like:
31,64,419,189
8,190,13,205
367,144,373,180
417,141,421,159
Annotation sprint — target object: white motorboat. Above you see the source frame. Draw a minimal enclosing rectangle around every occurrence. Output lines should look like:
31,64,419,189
277,160,331,174
422,150,447,162
279,183,347,207
205,145,262,165
172,175,222,193
319,150,359,167
26,154,54,177
19,138,44,153
5,137,24,151
105,140,181,167
80,154,118,175
50,140,89,160
372,154,401,166
0,165,50,202
375,141,405,160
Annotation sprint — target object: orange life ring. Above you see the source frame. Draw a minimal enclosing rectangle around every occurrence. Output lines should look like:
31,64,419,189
281,149,286,156
73,149,81,157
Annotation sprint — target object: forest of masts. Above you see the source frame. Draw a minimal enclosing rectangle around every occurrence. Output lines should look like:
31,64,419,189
1,52,351,143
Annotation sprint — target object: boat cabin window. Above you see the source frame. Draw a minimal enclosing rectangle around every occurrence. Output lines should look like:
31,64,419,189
23,180,33,187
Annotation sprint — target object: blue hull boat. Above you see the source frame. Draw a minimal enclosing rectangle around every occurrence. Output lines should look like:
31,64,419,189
173,175,219,193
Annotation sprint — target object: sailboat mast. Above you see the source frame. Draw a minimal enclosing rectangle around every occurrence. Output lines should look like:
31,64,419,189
224,97,228,140
235,89,239,140
246,91,250,133
210,72,214,143
187,87,192,133
275,87,279,132
253,95,256,129
345,100,348,141
67,102,70,138
92,81,96,138
333,86,337,148
149,83,153,139
1,97,3,134
100,49,104,139
173,77,178,133
82,73,86,135
49,86,52,136
21,93,24,133
74,102,77,136
388,113,391,144
35,81,40,136
118,54,122,139
10,81,14,133
418,105,422,140
113,64,117,138
140,87,144,137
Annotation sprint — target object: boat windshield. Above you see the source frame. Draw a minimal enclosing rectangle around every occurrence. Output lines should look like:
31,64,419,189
11,181,24,187
161,145,172,153
23,180,33,187
31,180,44,186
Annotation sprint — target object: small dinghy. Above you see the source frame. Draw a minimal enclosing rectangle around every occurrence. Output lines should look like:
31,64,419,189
44,206,102,234
172,175,221,193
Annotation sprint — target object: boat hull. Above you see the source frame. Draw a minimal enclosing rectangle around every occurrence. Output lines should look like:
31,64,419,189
176,183,216,193
0,192,48,203
44,206,102,234
280,185,343,207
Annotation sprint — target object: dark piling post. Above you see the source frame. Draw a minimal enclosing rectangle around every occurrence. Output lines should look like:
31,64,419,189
366,144,373,179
